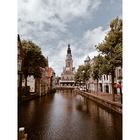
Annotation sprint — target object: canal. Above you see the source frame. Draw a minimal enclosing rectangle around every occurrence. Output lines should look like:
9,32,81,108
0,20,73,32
18,90,122,140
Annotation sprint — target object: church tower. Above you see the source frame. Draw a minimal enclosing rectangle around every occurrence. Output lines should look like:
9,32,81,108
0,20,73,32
60,44,75,86
65,44,73,71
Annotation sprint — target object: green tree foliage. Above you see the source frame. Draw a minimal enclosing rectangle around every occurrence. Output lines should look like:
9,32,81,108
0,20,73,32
74,65,84,83
75,64,91,85
22,40,47,92
83,64,91,82
96,17,122,101
92,56,103,93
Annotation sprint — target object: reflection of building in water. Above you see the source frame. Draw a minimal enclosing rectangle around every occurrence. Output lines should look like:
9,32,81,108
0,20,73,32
84,98,115,131
60,44,75,86
76,96,113,125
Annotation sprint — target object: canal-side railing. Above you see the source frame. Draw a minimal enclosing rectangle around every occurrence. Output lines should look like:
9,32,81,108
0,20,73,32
75,89,122,114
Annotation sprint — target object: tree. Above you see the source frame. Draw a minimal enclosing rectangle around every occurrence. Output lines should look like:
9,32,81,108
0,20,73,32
22,40,47,94
75,64,91,90
83,64,91,83
96,17,122,101
74,65,85,84
92,56,103,94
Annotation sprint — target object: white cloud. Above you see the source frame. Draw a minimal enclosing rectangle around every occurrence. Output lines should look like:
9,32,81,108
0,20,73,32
19,0,101,23
83,26,109,48
18,0,101,35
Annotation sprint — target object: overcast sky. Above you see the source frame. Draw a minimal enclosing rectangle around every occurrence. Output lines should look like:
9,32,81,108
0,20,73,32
18,0,122,76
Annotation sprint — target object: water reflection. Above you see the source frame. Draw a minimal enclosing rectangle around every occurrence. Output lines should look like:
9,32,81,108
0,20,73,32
74,94,122,140
18,90,122,140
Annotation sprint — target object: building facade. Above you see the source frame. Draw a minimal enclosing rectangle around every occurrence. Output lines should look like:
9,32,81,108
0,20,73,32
47,67,56,91
85,56,122,94
18,34,23,98
60,44,75,86
26,75,35,93
34,67,49,96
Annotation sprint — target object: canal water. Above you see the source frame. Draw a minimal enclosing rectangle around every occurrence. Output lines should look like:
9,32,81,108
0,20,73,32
18,90,122,140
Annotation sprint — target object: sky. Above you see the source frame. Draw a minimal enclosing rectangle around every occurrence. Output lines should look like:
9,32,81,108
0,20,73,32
18,0,122,76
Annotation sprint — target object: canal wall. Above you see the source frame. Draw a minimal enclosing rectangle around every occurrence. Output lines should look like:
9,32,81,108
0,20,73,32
19,94,39,103
19,89,56,104
74,89,122,114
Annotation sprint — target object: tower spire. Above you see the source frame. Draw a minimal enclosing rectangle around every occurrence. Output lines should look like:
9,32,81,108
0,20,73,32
67,44,71,54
